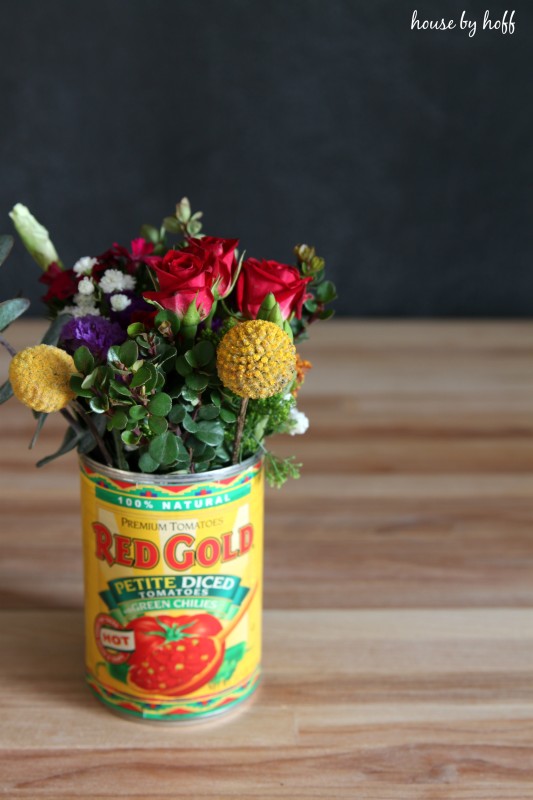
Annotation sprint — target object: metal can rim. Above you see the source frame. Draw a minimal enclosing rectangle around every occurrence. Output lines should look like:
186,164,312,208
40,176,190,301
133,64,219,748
79,451,262,486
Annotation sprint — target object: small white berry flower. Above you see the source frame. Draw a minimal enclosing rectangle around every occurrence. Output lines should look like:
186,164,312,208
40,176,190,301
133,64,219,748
62,305,101,318
286,407,309,435
77,277,95,295
73,256,98,276
110,293,131,312
99,269,136,293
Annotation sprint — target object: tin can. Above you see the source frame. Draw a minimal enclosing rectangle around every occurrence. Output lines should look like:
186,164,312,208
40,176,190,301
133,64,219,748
79,453,263,722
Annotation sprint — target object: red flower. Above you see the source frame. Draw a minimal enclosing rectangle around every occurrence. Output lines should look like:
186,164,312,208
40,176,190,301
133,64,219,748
130,238,155,260
39,263,77,304
143,249,215,319
143,237,239,319
235,258,312,320
186,236,239,298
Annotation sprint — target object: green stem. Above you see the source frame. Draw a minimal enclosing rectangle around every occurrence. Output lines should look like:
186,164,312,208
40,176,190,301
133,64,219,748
112,429,128,471
0,335,16,358
232,396,249,465
70,400,113,467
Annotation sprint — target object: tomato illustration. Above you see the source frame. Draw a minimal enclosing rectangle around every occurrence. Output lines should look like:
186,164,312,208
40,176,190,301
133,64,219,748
127,614,225,696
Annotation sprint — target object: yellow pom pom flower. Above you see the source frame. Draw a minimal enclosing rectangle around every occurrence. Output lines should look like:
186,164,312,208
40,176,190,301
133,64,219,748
217,320,296,399
9,344,76,413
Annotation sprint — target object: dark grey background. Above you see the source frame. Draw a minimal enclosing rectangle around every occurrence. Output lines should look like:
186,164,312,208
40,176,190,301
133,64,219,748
1,0,531,316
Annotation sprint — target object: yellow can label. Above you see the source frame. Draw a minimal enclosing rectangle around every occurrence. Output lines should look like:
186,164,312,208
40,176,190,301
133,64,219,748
80,457,263,721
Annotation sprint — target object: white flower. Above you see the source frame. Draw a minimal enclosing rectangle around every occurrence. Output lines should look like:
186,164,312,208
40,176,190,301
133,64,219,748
99,269,136,294
77,277,95,295
73,256,97,276
61,292,100,318
73,292,97,307
62,305,101,318
286,407,309,436
110,293,131,312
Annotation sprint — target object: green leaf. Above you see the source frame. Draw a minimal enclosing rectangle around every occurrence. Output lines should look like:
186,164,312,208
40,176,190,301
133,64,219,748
90,396,108,414
198,404,220,420
155,309,180,335
69,374,93,399
36,426,80,468
210,391,222,407
148,415,168,435
129,405,148,421
41,313,71,346
81,370,97,389
315,280,337,304
195,420,224,447
180,385,200,405
149,432,180,465
118,340,138,368
110,379,132,397
108,410,128,431
121,430,141,446
108,662,130,683
0,379,13,404
163,216,181,234
0,235,14,267
168,404,186,424
139,224,160,244
318,308,335,320
187,436,206,457
0,298,30,332
147,392,172,417
130,364,151,388
182,412,198,433
29,412,48,449
194,339,215,367
144,363,159,393
107,345,122,366
219,408,237,423
185,372,209,392
138,451,160,473
304,298,317,313
73,346,95,375
176,354,193,376
211,642,246,684
127,322,145,337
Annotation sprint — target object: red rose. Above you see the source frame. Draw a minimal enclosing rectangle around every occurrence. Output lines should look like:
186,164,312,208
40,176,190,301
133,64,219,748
39,262,77,304
143,249,215,319
235,258,312,320
143,237,239,319
186,236,239,298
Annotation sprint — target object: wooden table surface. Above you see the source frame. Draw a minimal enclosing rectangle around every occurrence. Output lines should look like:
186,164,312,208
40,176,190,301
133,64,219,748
1,319,532,798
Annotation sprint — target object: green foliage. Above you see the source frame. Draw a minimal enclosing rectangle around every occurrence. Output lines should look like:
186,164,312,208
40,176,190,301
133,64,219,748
264,452,302,489
0,235,14,267
291,244,337,342
0,298,30,332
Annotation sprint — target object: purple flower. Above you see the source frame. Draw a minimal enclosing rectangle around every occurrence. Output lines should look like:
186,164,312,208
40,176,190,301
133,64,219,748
108,291,152,328
60,315,126,362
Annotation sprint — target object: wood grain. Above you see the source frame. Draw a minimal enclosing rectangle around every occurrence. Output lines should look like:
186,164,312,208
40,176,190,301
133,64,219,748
1,319,532,797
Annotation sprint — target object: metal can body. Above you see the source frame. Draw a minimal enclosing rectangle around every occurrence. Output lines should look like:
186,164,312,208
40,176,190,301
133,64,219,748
80,453,263,722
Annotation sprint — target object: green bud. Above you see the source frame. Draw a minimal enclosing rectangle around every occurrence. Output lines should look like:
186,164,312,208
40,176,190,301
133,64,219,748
257,292,277,320
182,298,201,327
176,197,191,224
294,243,315,264
267,303,284,328
9,203,62,270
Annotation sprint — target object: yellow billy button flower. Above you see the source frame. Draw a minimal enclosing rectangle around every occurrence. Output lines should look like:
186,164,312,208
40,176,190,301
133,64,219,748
217,319,296,399
9,344,76,413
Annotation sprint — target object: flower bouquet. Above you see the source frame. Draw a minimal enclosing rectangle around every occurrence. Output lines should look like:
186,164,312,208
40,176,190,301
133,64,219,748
0,199,336,721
